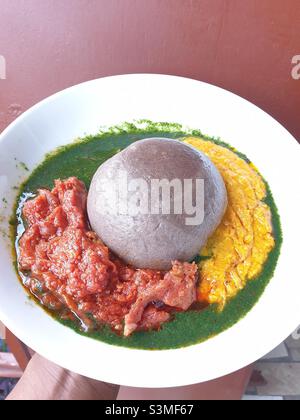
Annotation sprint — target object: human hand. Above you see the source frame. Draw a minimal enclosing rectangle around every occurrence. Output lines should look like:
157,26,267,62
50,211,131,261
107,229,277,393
6,353,120,400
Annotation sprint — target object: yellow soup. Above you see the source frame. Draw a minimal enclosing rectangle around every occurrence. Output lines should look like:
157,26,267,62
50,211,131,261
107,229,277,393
184,137,275,309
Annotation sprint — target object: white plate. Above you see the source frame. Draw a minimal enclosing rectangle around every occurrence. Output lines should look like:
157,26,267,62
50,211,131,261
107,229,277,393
0,74,299,388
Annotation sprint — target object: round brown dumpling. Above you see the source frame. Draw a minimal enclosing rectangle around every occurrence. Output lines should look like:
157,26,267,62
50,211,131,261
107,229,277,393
87,138,227,270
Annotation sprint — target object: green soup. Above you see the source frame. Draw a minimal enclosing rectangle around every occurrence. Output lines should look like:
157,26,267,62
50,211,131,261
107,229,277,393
13,121,282,350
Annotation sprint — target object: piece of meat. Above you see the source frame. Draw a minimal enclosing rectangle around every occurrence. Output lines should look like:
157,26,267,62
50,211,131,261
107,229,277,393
137,305,171,332
161,261,198,309
124,261,198,336
94,273,139,331
53,177,87,229
21,179,113,299
46,227,115,299
22,188,67,239
38,206,68,239
19,225,41,270
23,189,59,226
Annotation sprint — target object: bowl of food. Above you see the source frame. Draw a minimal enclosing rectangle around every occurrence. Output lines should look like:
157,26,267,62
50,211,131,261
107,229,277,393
0,74,299,387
